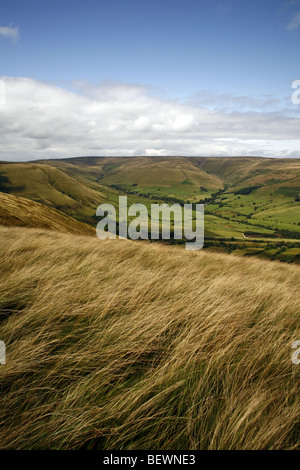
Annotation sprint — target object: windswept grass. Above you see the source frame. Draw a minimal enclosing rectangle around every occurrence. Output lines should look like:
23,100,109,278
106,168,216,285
0,225,299,449
0,192,94,236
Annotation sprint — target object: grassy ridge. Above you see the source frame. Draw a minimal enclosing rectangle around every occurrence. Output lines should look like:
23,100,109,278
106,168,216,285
0,163,106,224
22,157,300,235
0,226,299,449
0,192,94,235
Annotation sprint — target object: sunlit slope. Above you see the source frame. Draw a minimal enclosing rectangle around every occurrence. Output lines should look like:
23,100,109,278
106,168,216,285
201,158,300,236
0,226,299,449
0,192,94,235
194,157,300,187
1,157,299,240
36,156,224,200
38,155,300,203
18,155,300,191
0,163,106,223
41,156,300,238
98,157,224,199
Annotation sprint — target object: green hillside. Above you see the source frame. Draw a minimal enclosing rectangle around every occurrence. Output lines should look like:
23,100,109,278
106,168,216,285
0,163,106,224
1,156,299,261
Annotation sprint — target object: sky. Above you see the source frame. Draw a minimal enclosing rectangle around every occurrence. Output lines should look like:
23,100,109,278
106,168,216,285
0,0,300,160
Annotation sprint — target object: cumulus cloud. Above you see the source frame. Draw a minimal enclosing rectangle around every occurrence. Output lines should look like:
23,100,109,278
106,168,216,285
173,114,195,132
0,26,19,42
0,77,299,161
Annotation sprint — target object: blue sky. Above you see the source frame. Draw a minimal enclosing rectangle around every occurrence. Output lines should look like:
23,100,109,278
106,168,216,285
1,0,299,98
0,0,300,159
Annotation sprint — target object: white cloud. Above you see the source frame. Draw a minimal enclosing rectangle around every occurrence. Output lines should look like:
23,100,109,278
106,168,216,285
0,77,299,161
0,26,19,42
287,11,300,29
173,114,195,131
133,116,151,131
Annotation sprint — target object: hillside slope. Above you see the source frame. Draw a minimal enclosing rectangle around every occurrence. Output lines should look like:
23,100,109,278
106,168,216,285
37,156,225,200
0,163,106,223
37,155,300,197
0,226,299,449
0,192,94,235
1,156,299,259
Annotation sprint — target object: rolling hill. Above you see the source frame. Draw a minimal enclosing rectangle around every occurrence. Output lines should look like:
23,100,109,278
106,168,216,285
0,192,94,235
1,156,299,261
0,157,299,448
0,163,106,224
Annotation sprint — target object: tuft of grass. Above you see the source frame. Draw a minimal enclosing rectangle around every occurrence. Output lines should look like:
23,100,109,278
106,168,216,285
0,225,299,450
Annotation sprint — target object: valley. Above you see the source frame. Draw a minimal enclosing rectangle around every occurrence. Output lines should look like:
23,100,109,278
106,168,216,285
0,156,299,262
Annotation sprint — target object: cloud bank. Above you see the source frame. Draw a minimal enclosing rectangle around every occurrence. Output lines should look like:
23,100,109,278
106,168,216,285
0,77,299,161
0,26,19,42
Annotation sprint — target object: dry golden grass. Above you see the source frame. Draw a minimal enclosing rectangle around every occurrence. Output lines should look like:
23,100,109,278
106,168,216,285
0,225,299,449
0,192,94,235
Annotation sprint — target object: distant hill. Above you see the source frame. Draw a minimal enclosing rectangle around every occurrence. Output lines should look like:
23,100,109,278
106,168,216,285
0,192,94,235
0,156,299,260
